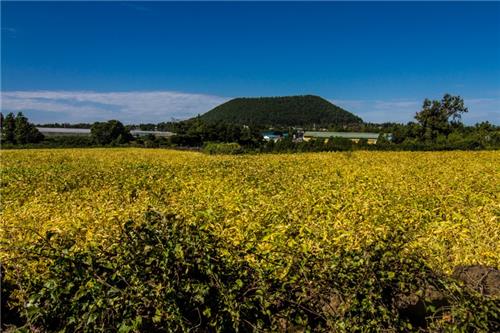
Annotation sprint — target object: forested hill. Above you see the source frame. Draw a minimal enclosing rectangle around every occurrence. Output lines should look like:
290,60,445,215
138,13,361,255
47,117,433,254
197,95,362,127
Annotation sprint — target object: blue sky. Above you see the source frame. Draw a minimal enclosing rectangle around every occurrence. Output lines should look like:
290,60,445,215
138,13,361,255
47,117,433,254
2,1,500,124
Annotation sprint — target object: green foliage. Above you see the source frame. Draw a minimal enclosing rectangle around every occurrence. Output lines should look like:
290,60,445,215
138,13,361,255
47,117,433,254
0,112,44,145
36,123,93,129
14,113,44,144
0,136,97,149
1,112,16,144
170,120,262,148
415,94,468,141
325,137,354,151
261,137,355,153
39,136,96,148
357,137,369,146
4,211,498,332
198,95,362,128
90,120,133,145
6,211,267,332
134,135,172,148
203,142,243,155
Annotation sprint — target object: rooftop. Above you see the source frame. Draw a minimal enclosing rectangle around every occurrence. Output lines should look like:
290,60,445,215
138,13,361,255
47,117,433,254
303,131,380,139
36,127,174,137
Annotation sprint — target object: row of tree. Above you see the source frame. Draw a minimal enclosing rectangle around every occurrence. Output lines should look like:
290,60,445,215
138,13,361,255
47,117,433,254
1,114,135,147
2,94,499,150
378,95,499,149
169,120,263,147
1,113,44,144
90,120,133,145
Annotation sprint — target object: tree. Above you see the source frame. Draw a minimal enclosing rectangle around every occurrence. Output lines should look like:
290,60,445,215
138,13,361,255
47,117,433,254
91,120,133,145
2,112,16,144
14,113,32,144
10,112,44,144
138,123,156,131
415,94,468,141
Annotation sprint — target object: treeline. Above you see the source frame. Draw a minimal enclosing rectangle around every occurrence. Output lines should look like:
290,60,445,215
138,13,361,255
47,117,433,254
2,94,499,151
260,94,499,153
378,121,500,150
0,114,264,150
167,118,262,147
139,94,500,153
1,112,45,145
36,122,93,129
1,115,141,149
372,94,499,150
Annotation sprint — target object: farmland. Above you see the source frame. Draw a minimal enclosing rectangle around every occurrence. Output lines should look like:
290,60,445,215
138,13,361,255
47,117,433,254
1,149,499,331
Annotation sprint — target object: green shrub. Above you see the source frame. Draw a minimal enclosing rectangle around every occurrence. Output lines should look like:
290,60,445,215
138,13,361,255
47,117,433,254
202,142,242,155
4,211,269,332
3,212,499,332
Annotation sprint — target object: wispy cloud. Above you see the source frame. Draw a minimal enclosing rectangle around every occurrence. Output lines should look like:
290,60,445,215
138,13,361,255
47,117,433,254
1,91,498,125
1,90,230,124
331,97,499,124
330,98,420,123
461,98,500,124
330,99,366,110
373,100,420,110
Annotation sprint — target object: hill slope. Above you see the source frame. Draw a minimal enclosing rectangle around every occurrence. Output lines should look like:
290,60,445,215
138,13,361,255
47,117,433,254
198,95,362,127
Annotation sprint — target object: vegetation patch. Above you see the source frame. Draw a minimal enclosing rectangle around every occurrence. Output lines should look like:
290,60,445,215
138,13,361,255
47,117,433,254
198,95,362,128
203,142,243,155
1,149,499,331
3,211,499,332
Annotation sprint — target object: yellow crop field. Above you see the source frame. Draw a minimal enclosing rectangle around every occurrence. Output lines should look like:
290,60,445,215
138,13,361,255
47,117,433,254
1,148,499,331
2,149,499,271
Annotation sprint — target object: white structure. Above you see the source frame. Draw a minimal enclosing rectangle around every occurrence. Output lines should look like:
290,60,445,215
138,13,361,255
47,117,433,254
36,127,174,138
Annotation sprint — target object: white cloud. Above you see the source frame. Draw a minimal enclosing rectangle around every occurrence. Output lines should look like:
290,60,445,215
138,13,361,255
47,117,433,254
331,98,420,123
373,100,420,110
2,91,498,125
330,99,366,110
1,90,230,124
461,98,500,124
331,97,499,124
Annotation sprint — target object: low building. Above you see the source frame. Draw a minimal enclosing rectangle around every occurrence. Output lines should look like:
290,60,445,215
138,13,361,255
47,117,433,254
129,130,174,138
303,131,381,144
36,127,91,136
36,127,174,138
261,131,289,142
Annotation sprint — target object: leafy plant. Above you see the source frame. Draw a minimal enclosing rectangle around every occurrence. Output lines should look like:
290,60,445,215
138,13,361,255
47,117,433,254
4,212,499,332
5,211,270,332
202,142,243,155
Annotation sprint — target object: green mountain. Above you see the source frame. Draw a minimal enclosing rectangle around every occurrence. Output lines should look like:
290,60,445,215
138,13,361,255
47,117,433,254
197,95,362,128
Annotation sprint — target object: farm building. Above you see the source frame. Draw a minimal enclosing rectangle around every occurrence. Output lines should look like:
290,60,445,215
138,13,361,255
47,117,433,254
303,131,381,144
128,130,174,138
261,131,289,142
36,128,91,136
36,127,174,138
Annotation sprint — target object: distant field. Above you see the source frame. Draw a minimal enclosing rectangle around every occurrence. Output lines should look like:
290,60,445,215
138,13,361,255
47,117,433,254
2,149,499,272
